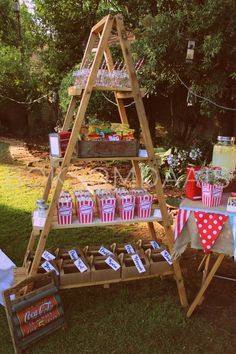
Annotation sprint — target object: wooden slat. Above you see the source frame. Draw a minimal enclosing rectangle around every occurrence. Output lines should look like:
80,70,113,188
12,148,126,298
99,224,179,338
91,15,109,33
59,269,174,289
33,215,164,231
115,14,188,308
68,85,132,96
29,15,115,276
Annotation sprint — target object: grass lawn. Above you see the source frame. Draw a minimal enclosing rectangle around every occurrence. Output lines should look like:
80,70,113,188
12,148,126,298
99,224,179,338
0,141,235,354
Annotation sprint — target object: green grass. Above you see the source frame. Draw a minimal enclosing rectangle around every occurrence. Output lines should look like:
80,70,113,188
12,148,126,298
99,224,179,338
0,142,235,354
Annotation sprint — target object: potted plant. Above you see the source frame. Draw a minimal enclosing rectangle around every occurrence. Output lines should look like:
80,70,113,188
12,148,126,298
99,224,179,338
195,167,233,207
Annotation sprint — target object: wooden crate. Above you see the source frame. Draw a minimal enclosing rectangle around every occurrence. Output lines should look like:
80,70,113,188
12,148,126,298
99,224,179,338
76,139,139,158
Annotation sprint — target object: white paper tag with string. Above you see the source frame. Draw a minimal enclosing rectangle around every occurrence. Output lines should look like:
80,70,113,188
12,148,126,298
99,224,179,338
150,240,160,250
124,244,135,254
68,249,79,261
41,261,59,275
98,246,113,256
160,250,173,265
105,256,121,271
42,250,55,261
131,254,146,273
74,258,88,273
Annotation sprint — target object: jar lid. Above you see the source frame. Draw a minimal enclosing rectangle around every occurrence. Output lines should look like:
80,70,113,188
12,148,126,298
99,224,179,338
36,199,46,205
217,136,235,143
38,204,48,210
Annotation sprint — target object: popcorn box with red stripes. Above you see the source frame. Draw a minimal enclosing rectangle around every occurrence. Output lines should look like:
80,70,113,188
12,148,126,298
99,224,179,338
117,195,135,220
74,190,92,198
76,197,94,224
136,194,153,218
201,183,223,207
130,188,145,197
98,197,116,222
57,198,73,225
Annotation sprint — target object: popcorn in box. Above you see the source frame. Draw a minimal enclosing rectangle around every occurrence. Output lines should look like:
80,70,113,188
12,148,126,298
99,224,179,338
76,196,94,224
60,190,71,199
74,190,92,198
57,197,73,225
114,188,129,198
136,193,153,218
117,194,135,220
130,188,146,196
98,196,116,222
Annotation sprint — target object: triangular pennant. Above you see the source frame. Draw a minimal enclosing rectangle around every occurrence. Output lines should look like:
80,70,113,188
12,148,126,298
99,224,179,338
194,211,228,254
229,216,236,262
174,209,191,240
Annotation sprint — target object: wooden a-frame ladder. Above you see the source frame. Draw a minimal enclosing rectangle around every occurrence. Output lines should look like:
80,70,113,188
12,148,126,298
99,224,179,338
24,14,188,308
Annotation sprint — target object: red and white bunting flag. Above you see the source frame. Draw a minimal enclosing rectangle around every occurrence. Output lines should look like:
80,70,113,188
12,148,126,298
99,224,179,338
174,209,191,240
194,211,228,254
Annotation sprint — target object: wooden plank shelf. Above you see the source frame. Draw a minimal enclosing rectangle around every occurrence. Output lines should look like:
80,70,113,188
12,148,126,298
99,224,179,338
50,155,156,167
59,269,174,290
33,215,164,231
68,85,132,96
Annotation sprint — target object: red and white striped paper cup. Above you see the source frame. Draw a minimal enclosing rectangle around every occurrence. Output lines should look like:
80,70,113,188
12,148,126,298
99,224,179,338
99,197,116,222
201,183,223,207
136,194,153,218
76,198,94,224
118,195,135,220
57,199,73,224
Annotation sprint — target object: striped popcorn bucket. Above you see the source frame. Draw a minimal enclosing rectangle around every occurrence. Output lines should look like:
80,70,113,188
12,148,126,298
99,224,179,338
136,194,153,218
99,198,116,222
118,195,135,220
77,198,94,224
57,200,73,224
201,183,223,207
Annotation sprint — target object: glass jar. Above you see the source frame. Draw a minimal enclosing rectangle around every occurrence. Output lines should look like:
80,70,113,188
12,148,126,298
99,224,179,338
38,204,48,218
212,136,236,170
36,199,46,210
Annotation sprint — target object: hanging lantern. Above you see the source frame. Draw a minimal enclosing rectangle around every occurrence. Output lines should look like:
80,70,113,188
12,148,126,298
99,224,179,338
186,40,195,63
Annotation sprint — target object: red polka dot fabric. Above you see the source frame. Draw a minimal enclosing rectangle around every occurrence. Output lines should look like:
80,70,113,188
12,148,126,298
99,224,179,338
194,211,228,254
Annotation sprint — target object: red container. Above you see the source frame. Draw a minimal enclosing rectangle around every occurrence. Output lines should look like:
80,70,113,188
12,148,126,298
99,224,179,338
98,197,116,222
201,183,223,207
76,198,94,224
136,194,153,218
117,195,135,220
49,132,71,157
57,200,73,224
185,167,202,200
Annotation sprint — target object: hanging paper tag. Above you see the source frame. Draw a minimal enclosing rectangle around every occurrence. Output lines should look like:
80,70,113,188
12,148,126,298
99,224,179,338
98,246,113,256
74,258,88,273
153,209,162,218
131,254,146,273
42,250,55,261
160,250,173,265
150,240,160,250
124,244,135,254
41,261,59,275
68,249,79,261
105,256,121,271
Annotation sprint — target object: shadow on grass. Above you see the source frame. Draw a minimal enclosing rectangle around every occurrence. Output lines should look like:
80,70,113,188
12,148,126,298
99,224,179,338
0,142,25,167
0,203,235,354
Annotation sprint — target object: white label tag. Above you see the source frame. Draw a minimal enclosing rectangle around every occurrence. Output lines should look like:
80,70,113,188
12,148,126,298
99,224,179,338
131,254,146,273
160,250,173,265
74,258,88,273
105,256,121,271
124,244,135,254
42,250,55,261
150,240,160,250
68,249,79,261
41,261,59,275
153,208,162,218
98,246,113,256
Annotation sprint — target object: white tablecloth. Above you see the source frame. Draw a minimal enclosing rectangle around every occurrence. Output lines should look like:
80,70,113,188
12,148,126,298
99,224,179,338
0,249,16,306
